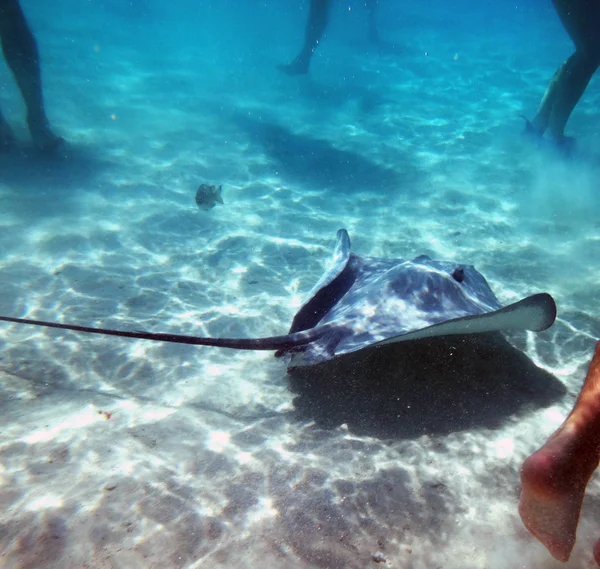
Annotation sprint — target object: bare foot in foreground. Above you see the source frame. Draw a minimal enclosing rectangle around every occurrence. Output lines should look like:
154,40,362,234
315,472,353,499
519,341,600,562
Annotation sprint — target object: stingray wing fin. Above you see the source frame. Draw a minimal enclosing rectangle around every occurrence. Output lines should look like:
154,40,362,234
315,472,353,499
373,293,557,347
288,228,355,333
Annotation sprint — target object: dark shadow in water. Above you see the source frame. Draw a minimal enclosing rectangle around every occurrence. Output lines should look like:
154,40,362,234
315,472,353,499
288,332,566,439
289,74,395,114
0,144,108,218
233,113,415,194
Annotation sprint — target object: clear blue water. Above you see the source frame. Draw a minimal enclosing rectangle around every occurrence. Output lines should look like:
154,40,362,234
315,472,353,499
0,1,599,567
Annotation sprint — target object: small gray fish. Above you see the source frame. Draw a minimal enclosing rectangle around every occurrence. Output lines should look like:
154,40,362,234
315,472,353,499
195,184,224,211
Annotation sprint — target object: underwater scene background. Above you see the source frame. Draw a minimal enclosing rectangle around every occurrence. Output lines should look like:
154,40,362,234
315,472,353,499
0,0,599,567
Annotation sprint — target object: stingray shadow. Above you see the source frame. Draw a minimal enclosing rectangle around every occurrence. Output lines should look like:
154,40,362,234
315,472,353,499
288,332,566,439
233,114,413,194
0,144,108,219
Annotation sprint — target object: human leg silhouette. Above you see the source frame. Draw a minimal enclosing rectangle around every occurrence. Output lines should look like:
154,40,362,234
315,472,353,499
280,0,330,75
0,108,18,150
528,0,600,144
366,0,380,44
0,0,62,151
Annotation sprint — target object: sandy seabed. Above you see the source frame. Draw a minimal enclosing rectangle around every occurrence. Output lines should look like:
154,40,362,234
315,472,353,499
1,3,600,568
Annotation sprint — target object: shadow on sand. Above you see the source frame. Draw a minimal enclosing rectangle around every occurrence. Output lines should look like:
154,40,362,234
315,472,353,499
0,144,108,219
233,113,419,194
289,332,566,439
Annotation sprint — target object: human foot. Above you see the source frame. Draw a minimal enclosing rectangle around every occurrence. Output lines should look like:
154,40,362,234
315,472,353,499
278,55,310,76
0,117,18,152
547,133,576,156
27,115,64,153
521,115,543,139
519,430,596,560
519,342,600,562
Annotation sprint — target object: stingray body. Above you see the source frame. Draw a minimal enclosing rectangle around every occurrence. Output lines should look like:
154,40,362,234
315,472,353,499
280,229,555,367
0,230,556,369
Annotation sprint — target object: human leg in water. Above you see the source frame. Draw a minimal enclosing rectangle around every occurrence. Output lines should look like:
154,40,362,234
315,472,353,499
519,341,600,564
0,0,63,151
0,108,18,151
545,50,599,143
526,0,600,147
366,0,380,44
280,0,330,75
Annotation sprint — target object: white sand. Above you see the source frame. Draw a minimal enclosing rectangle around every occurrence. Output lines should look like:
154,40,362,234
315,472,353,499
0,2,599,568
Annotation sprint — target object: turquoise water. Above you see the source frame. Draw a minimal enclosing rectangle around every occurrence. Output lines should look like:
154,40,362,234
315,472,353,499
0,1,599,567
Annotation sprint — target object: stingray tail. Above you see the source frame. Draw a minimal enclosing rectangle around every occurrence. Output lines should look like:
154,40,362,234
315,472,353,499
0,315,329,353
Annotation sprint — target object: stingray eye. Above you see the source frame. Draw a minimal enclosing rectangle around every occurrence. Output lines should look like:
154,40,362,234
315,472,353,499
451,267,465,283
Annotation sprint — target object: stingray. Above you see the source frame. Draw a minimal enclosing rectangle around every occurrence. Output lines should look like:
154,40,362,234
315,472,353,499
0,229,556,369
